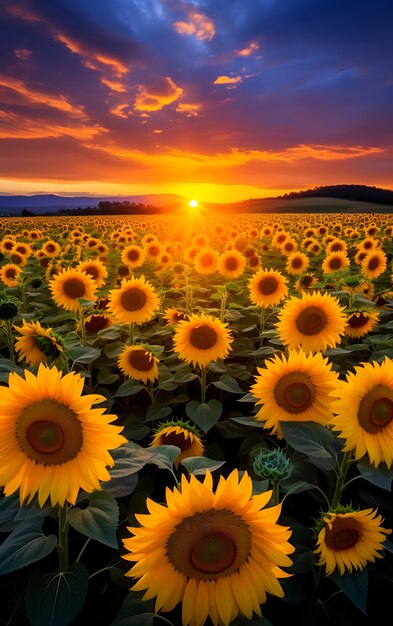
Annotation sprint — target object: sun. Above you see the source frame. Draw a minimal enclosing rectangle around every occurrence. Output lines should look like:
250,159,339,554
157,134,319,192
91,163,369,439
189,199,198,208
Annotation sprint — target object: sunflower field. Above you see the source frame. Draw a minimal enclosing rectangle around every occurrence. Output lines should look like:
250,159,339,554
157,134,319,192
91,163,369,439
0,212,392,626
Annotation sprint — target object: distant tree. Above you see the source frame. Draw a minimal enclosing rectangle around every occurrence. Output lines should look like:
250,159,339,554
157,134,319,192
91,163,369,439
20,209,35,217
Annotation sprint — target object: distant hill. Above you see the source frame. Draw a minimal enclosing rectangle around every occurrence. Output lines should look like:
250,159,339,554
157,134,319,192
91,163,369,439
0,193,185,214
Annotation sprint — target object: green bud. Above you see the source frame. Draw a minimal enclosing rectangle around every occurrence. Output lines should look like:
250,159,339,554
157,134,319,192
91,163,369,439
0,300,18,320
253,448,292,481
226,281,240,293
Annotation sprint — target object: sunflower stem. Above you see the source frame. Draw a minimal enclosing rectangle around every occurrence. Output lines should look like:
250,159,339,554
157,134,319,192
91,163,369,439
271,480,280,506
75,537,91,563
200,366,207,404
129,322,134,344
220,290,229,322
149,380,155,404
57,505,69,572
331,450,353,508
258,307,266,348
77,309,87,347
4,318,16,362
19,280,28,313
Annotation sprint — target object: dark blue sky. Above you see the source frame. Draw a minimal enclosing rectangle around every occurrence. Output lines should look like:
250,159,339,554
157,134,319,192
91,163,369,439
0,0,392,201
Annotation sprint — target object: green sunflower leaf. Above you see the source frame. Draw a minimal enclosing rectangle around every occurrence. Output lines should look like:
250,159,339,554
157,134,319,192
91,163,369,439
181,456,225,475
212,374,244,394
0,517,57,574
186,399,223,432
110,593,155,626
68,491,119,548
330,568,368,615
26,563,89,626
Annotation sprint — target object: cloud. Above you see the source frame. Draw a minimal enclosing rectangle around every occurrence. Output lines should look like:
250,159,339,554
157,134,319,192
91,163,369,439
109,103,130,119
14,48,33,61
236,42,259,57
134,77,183,112
100,78,127,93
0,110,105,140
173,8,215,41
176,102,202,117
56,34,129,77
213,75,242,85
0,75,86,117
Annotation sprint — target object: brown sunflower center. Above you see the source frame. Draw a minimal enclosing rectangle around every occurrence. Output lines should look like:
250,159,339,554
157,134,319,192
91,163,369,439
358,385,393,433
4,241,13,250
258,276,278,295
120,287,147,311
85,314,110,333
200,254,213,267
324,517,361,550
368,256,379,271
364,241,373,249
166,509,251,580
331,243,343,252
17,398,83,465
329,257,342,270
347,313,369,328
127,249,140,261
160,430,193,451
6,268,16,279
292,257,303,269
149,245,160,256
190,325,217,350
46,244,55,253
274,371,315,413
128,349,154,371
296,305,328,336
225,257,238,271
84,265,99,279
63,278,86,299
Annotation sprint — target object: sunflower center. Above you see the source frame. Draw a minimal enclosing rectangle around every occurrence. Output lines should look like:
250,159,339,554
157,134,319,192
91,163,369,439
190,325,217,350
329,257,342,270
368,257,379,271
358,385,393,433
27,420,64,454
120,287,147,311
63,279,86,299
200,254,213,267
84,265,99,279
225,257,238,271
85,314,110,333
17,398,83,465
6,269,16,279
149,245,160,256
274,371,315,413
296,306,328,335
160,430,193,451
166,509,251,580
292,257,302,269
324,517,361,550
46,244,55,253
129,349,154,371
258,277,278,295
347,313,369,328
127,249,139,261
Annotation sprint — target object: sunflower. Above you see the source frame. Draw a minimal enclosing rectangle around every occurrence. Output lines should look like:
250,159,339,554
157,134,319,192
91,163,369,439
150,420,204,468
345,309,379,338
42,240,61,257
315,508,391,575
277,291,346,354
84,313,113,334
217,250,246,279
78,259,108,288
285,252,309,276
122,470,294,625
121,244,146,269
361,250,387,279
173,313,233,368
118,345,159,383
145,241,163,263
248,268,288,308
321,252,349,274
14,319,63,367
0,263,22,287
49,268,97,311
163,308,190,326
326,238,347,255
1,238,16,254
331,358,393,467
0,364,126,507
251,349,338,437
194,248,219,275
248,254,261,271
107,276,160,324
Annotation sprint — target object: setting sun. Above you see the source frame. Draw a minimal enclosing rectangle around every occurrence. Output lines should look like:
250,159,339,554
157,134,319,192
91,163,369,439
189,199,198,208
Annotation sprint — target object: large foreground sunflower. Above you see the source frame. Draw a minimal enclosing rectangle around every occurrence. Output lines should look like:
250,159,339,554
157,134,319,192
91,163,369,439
248,268,288,308
118,345,159,383
251,349,338,437
331,358,393,467
0,364,126,507
277,291,346,353
123,470,294,625
315,508,390,575
173,313,233,367
49,267,97,311
14,319,63,367
107,276,160,324
150,420,204,468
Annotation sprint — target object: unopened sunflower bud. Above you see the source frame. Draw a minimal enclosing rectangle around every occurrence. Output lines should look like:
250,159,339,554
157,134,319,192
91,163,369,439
253,448,292,481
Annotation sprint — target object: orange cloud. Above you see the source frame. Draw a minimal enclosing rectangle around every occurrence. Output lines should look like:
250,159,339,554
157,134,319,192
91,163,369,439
0,75,86,117
0,110,105,140
213,75,242,85
56,34,128,77
110,103,130,119
14,48,32,60
134,77,183,112
237,42,259,57
176,102,202,117
100,78,127,93
173,9,215,41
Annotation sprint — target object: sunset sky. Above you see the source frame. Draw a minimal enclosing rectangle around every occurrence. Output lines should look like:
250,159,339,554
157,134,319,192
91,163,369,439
0,0,392,203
